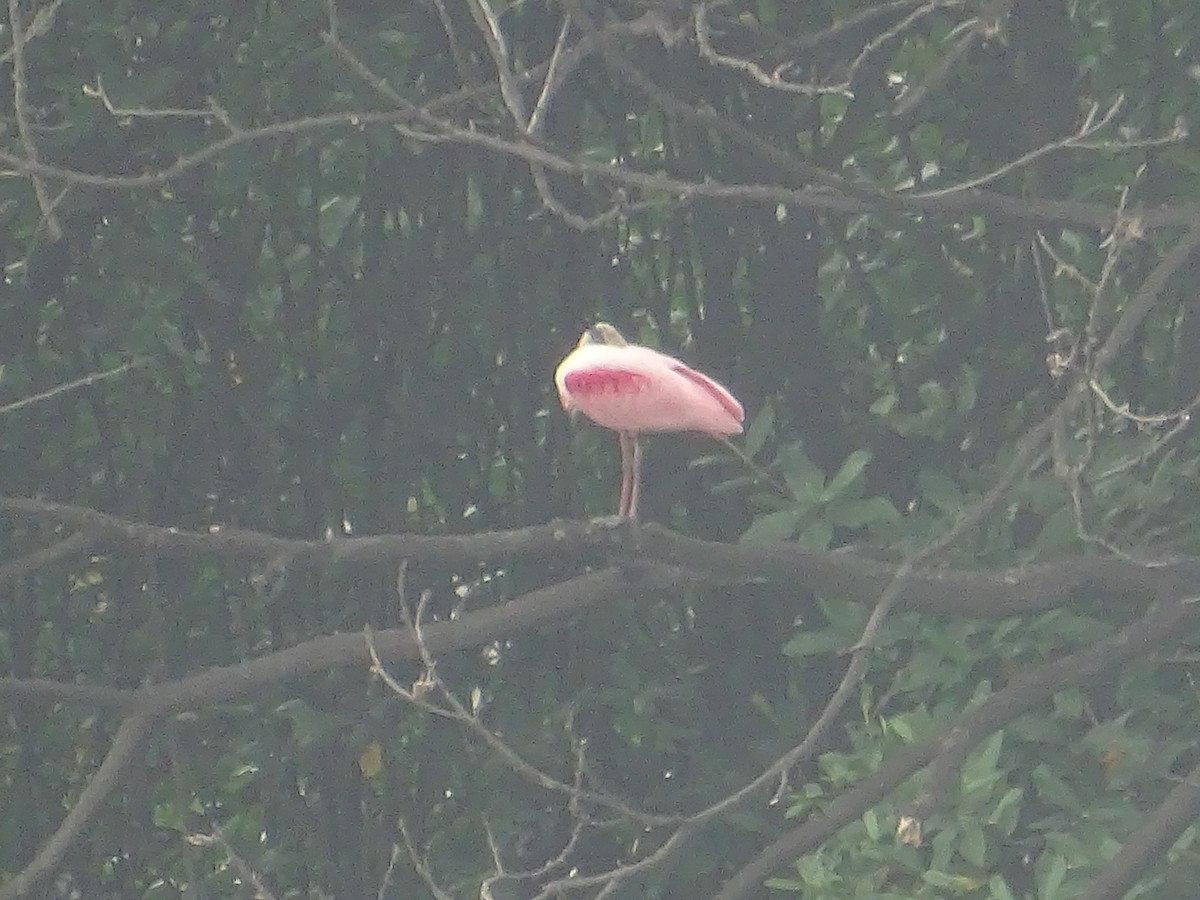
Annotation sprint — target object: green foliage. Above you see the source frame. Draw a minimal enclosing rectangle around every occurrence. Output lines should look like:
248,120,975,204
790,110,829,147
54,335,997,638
3,0,1200,897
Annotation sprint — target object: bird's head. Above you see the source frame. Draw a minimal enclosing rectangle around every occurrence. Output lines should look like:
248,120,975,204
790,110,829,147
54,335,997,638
580,322,629,348
559,322,630,423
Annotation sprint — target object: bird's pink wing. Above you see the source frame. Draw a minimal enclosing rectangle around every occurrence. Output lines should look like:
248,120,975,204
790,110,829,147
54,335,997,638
670,363,745,426
561,367,651,396
557,343,743,435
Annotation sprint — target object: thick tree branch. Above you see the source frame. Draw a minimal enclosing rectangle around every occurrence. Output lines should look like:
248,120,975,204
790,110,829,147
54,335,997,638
1084,759,1200,900
0,714,154,900
7,495,1200,619
0,531,91,588
0,569,629,716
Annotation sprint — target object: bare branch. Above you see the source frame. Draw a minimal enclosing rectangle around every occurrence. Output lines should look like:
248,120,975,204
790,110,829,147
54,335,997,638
84,76,237,129
185,827,281,900
837,0,968,93
694,3,851,97
697,0,968,98
912,97,1184,199
0,715,155,900
396,818,456,900
0,358,145,417
1086,759,1200,899
6,0,61,240
427,0,475,88
0,531,92,588
9,495,1200,620
0,96,1190,235
365,583,677,825
0,0,60,63
527,14,573,135
465,0,528,127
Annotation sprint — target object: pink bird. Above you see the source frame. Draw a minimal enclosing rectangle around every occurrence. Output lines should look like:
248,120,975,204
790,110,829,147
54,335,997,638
555,322,745,520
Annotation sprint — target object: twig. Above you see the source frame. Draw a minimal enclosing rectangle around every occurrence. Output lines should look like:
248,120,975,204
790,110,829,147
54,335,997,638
694,3,851,97
835,0,967,93
0,0,60,63
396,818,456,900
375,842,403,900
912,97,1182,199
364,590,676,825
696,0,967,98
185,827,281,900
465,0,528,127
84,76,237,130
6,0,62,240
1037,231,1096,292
427,0,475,88
779,0,938,52
527,15,573,135
892,22,981,118
1089,379,1200,428
0,359,145,417
1087,175,1141,355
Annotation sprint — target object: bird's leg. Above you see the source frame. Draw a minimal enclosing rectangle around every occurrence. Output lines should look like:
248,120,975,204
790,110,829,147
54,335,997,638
618,431,634,518
628,434,642,521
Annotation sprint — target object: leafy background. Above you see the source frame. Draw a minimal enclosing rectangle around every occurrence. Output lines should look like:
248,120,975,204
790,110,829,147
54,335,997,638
2,0,1200,897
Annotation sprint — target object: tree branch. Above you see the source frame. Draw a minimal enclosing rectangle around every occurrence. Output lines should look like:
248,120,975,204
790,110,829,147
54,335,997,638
7,495,1200,619
0,714,155,900
6,0,62,241
1084,759,1200,900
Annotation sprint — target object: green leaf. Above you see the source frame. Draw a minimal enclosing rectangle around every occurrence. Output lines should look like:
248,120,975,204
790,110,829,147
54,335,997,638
960,821,988,867
961,730,1004,794
923,869,983,892
750,692,779,725
870,392,898,415
152,799,186,832
827,496,902,528
779,443,825,504
821,449,872,502
742,400,775,459
989,787,1024,834
862,808,881,840
989,874,1018,900
1036,851,1067,900
781,630,844,659
275,698,345,748
1032,764,1083,812
919,469,964,515
764,877,804,891
740,507,801,543
797,518,833,550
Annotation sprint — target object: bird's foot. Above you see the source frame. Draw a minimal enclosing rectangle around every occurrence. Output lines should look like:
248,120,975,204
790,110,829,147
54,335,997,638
590,514,637,530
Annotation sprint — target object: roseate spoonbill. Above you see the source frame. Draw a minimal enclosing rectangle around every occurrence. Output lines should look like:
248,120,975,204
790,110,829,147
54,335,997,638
555,322,744,520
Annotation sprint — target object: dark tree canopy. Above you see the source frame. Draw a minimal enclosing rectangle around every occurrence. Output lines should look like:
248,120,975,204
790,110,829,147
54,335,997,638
2,0,1200,898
